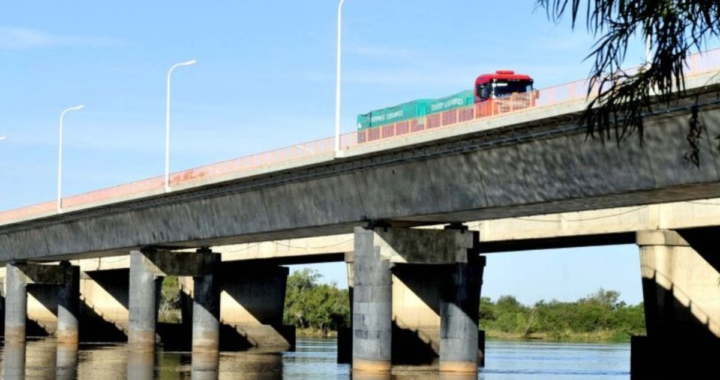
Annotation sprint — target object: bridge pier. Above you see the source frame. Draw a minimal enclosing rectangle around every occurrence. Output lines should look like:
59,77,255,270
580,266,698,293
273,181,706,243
352,227,393,373
439,259,485,373
181,262,295,352
128,250,163,351
128,248,220,352
57,262,81,348
632,230,720,379
351,226,483,374
191,257,221,357
5,263,28,344
3,261,80,345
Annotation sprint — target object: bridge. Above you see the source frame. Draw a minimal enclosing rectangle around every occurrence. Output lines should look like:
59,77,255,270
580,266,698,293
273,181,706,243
1,49,720,378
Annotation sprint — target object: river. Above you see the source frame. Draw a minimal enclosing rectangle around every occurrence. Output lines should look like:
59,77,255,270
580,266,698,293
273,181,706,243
0,338,630,379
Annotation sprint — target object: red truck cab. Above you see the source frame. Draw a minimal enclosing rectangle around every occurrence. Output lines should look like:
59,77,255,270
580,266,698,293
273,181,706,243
475,70,536,115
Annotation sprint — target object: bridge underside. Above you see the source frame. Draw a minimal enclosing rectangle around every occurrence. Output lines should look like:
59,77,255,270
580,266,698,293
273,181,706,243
1,98,720,263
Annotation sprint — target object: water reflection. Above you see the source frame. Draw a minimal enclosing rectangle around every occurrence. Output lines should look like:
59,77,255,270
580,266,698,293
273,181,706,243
192,352,218,380
217,352,283,380
351,370,392,380
127,351,156,380
382,371,479,380
2,342,26,380
0,338,631,379
57,346,79,380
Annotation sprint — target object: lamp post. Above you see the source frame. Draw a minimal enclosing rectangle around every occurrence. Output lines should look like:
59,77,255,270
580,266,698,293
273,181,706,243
58,105,85,213
335,0,348,154
0,136,6,142
165,59,197,192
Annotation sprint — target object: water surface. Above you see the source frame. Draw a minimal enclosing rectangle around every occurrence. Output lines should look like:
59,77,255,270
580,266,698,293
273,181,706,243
0,338,630,379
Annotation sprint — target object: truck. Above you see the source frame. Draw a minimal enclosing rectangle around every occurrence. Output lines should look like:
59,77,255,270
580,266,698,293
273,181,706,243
357,70,536,143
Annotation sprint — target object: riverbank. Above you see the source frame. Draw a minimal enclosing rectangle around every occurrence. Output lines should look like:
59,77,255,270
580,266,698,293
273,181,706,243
296,328,631,343
296,328,339,338
484,329,632,343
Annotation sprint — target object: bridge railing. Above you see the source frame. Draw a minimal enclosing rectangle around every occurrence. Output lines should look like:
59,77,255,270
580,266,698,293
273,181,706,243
0,201,56,224
2,48,719,225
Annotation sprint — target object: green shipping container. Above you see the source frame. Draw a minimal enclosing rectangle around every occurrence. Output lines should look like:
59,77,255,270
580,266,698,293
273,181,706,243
357,90,475,131
425,90,475,115
357,99,432,130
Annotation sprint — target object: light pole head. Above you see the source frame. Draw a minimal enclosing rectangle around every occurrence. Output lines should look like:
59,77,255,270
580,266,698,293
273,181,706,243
180,59,197,67
0,136,6,141
66,105,85,112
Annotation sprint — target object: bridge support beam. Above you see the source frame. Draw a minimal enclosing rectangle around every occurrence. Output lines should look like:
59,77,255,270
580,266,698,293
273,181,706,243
632,230,720,379
3,261,79,345
352,227,392,373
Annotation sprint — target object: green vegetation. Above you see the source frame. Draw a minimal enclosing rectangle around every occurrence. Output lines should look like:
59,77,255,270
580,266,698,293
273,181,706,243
480,289,645,342
283,269,350,337
156,269,644,343
279,272,645,342
159,276,181,323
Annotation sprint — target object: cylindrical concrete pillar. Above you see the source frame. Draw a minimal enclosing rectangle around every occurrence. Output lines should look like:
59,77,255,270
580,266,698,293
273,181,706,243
128,251,162,352
439,258,485,373
192,254,221,356
352,227,392,373
4,264,27,344
57,262,80,349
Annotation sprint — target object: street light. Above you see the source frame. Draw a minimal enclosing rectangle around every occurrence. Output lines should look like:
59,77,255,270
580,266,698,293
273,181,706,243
57,105,85,213
165,59,197,192
0,136,6,142
335,0,348,155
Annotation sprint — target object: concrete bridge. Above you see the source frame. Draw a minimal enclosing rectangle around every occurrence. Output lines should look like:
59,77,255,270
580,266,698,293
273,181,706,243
1,50,720,377
2,198,719,378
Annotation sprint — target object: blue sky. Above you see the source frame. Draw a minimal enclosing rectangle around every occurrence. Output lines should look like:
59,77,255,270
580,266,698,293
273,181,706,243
0,0,664,305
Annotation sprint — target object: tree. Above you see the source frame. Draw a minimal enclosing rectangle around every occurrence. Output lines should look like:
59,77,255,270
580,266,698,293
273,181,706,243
283,269,350,334
581,288,622,309
537,0,720,165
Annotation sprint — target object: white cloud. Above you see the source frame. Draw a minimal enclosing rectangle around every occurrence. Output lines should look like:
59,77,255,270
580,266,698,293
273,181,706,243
0,26,123,49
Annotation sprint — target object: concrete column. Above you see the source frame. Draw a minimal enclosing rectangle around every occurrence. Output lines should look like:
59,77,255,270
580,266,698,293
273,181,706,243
57,262,80,348
128,250,163,351
632,230,720,379
192,253,221,356
439,257,485,373
337,255,354,364
352,227,392,373
4,263,28,344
